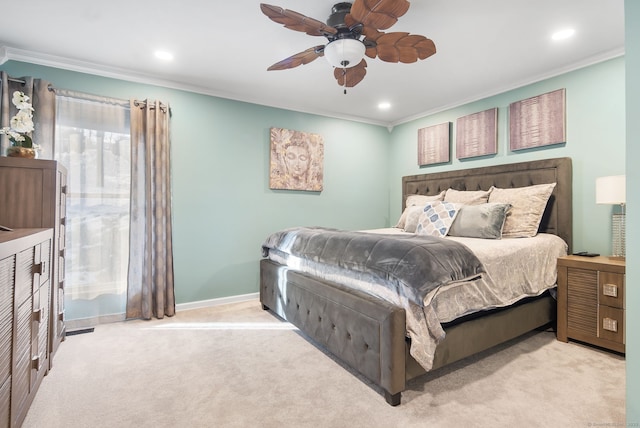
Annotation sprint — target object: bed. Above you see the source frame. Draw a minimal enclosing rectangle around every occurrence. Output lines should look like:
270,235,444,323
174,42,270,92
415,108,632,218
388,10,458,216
260,157,572,405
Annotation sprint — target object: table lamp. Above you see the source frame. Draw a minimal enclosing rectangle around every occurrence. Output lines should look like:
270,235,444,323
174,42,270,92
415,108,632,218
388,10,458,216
595,175,626,259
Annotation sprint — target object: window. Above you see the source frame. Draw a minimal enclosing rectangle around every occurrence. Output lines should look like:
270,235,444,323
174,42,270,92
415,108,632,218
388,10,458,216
55,95,131,324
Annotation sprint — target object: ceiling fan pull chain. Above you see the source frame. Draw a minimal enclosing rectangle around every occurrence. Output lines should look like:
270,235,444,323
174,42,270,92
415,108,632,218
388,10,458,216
343,68,347,94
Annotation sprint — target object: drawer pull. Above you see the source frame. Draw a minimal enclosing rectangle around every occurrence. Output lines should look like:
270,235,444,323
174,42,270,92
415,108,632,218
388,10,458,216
33,308,43,323
602,317,618,332
33,262,45,275
603,283,618,298
32,355,42,371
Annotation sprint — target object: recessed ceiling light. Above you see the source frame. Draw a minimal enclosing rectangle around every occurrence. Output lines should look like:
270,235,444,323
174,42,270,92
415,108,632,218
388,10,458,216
378,102,391,110
551,28,575,41
155,50,174,61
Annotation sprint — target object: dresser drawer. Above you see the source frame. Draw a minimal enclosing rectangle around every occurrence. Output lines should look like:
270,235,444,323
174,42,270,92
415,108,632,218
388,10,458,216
598,305,624,345
598,272,624,309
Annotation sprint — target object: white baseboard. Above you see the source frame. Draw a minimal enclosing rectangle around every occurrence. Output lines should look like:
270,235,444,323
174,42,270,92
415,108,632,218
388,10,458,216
66,313,126,331
176,292,260,312
64,293,260,329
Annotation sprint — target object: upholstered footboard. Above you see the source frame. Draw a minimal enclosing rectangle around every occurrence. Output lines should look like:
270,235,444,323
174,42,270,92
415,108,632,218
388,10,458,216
260,259,407,405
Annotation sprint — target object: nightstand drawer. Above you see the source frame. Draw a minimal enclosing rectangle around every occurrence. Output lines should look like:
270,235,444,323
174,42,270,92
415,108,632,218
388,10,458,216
598,272,624,309
598,305,624,344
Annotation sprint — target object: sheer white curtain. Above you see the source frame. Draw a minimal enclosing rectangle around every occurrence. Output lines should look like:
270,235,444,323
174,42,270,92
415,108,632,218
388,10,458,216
55,92,131,324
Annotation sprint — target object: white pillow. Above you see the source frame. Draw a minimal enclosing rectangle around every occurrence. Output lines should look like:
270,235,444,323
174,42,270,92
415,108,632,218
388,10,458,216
488,183,556,238
444,188,492,205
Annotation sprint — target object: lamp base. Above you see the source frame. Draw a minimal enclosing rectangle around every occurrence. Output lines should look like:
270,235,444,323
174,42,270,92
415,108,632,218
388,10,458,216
611,212,625,258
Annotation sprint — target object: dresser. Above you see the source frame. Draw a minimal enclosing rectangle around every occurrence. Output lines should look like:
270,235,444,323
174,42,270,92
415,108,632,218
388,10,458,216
556,255,625,353
0,157,67,366
0,229,53,427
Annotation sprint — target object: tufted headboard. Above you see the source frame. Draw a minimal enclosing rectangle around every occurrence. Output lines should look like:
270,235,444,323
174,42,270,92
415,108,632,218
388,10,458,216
402,157,573,251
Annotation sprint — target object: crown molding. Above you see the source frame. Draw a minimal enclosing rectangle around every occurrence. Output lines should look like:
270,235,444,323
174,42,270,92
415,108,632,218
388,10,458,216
0,45,213,93
391,47,626,128
1,45,625,130
0,45,389,128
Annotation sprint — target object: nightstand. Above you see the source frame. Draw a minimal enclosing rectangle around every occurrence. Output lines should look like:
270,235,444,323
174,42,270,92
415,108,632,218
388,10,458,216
557,255,625,353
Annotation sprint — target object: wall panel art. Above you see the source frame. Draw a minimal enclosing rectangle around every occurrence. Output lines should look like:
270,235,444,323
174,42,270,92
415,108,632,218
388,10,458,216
509,88,566,151
455,108,498,159
418,122,450,166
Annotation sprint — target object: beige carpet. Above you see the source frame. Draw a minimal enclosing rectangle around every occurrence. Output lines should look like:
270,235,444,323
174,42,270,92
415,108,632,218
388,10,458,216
23,300,625,428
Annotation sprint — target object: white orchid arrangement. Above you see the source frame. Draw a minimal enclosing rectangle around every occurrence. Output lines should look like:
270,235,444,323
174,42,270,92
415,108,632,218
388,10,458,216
0,91,35,148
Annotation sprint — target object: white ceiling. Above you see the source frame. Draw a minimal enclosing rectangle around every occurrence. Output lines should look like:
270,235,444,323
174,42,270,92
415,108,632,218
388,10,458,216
0,0,625,127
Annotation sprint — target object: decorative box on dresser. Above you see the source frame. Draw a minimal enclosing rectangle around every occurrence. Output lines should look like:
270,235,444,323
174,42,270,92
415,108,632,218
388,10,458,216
1,228,53,428
0,157,67,367
557,255,625,353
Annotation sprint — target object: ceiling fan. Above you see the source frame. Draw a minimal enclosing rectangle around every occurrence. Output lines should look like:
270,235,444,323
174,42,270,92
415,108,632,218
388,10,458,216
260,0,436,91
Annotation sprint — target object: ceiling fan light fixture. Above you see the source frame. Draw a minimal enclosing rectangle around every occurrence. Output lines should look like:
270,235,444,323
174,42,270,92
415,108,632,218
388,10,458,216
324,39,365,69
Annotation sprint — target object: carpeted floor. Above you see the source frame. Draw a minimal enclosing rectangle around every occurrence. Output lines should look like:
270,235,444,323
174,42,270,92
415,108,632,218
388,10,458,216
23,300,625,428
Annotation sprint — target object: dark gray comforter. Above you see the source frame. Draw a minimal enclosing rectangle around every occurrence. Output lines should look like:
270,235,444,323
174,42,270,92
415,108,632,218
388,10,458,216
262,227,485,307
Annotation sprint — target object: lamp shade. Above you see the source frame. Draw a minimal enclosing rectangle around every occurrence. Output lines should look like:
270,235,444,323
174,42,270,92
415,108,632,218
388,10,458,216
596,175,626,205
324,39,365,69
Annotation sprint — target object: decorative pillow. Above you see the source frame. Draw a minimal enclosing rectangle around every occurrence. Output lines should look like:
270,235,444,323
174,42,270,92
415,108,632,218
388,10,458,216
395,191,446,230
488,183,556,238
399,206,425,232
444,188,491,205
447,203,512,239
416,201,460,237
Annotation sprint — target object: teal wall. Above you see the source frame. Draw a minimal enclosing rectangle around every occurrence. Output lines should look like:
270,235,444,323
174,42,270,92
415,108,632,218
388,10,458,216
0,55,627,301
0,61,391,304
389,57,626,256
625,0,639,423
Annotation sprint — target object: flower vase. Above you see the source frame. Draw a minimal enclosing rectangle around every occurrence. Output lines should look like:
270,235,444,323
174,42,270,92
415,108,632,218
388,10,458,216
6,146,37,159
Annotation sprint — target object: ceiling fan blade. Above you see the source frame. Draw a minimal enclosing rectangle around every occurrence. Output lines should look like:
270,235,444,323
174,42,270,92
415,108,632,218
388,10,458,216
348,0,410,31
365,32,436,63
260,4,338,37
267,46,325,71
334,59,367,88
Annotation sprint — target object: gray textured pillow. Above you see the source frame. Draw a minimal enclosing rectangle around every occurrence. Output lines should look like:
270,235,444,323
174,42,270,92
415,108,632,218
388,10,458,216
444,188,491,205
488,183,556,238
447,203,512,239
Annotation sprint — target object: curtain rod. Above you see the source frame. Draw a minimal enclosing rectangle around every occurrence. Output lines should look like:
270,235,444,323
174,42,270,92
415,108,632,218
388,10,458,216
7,76,56,92
8,76,169,113
56,88,129,107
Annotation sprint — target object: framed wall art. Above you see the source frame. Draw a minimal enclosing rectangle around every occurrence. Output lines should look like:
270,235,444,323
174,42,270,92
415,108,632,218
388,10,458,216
455,107,498,159
509,88,566,151
418,122,450,166
269,127,324,192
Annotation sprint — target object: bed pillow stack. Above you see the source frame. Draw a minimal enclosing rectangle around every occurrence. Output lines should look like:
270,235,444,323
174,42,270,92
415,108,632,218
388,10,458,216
401,182,556,239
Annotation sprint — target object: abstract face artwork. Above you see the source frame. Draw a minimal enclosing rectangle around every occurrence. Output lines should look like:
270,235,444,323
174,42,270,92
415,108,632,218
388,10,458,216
269,127,324,191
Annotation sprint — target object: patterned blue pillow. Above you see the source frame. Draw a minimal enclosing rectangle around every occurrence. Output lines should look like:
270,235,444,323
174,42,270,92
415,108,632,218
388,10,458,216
416,201,460,237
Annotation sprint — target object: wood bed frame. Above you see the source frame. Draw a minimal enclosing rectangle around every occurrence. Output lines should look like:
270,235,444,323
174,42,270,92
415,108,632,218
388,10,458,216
260,157,572,406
